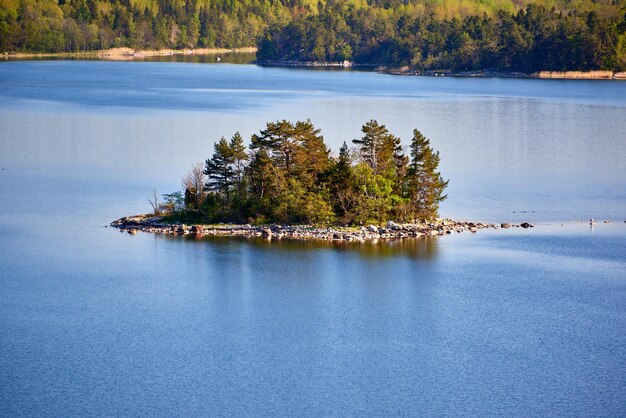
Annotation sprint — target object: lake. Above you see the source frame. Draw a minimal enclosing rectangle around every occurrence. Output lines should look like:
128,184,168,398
0,60,625,416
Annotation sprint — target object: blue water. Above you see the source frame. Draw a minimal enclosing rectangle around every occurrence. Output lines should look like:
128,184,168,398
0,61,625,416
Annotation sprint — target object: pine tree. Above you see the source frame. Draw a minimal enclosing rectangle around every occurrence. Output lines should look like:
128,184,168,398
229,131,249,198
407,129,448,221
292,119,331,187
246,147,281,219
250,120,297,171
353,120,403,176
204,137,235,203
328,141,353,217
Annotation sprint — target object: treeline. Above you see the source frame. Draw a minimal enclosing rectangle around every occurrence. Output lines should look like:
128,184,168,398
158,120,448,226
2,0,625,73
258,3,626,72
0,0,308,52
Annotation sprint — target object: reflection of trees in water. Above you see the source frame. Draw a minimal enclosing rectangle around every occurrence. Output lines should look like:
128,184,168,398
162,233,439,260
143,53,256,65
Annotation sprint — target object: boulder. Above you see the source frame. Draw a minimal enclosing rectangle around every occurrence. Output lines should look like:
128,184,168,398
368,224,379,233
386,220,400,230
261,228,273,238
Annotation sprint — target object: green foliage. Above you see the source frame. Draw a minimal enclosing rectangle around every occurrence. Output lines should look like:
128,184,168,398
257,2,626,72
2,0,622,73
407,129,449,221
170,119,448,225
162,191,184,213
204,137,235,202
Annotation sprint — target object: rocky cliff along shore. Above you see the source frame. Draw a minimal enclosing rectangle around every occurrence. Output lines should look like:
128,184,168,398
111,214,534,241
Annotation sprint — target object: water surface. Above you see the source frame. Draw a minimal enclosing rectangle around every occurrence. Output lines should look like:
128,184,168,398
0,61,625,416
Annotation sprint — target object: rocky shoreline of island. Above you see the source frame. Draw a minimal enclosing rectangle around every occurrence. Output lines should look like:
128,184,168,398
111,214,535,242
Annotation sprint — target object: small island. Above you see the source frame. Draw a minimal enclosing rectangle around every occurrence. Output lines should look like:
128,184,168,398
112,119,533,241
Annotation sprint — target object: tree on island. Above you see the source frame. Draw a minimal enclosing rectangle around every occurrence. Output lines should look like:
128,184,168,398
161,119,447,226
407,129,449,221
204,137,235,203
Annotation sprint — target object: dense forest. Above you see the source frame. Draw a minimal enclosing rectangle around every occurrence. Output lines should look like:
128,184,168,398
1,0,625,72
259,3,626,72
155,120,448,225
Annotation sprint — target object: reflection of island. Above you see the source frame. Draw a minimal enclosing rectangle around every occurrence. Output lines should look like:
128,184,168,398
157,231,442,261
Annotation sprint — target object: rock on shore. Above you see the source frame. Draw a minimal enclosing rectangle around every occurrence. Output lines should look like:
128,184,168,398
110,214,533,242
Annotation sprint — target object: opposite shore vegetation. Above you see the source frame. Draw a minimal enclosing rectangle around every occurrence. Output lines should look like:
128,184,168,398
2,0,625,75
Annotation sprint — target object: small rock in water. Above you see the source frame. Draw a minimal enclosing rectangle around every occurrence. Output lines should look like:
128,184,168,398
520,222,534,229
501,223,511,229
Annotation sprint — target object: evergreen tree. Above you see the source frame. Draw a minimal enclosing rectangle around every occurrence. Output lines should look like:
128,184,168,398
328,141,353,217
353,120,403,176
292,119,331,187
245,146,279,218
407,129,448,221
250,120,297,171
229,131,249,198
204,137,235,203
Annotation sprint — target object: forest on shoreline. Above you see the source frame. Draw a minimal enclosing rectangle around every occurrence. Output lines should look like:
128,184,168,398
152,120,448,226
1,0,625,72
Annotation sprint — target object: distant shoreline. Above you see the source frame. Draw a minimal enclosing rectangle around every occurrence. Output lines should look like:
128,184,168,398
110,214,536,242
257,60,626,80
3,50,623,80
1,47,257,61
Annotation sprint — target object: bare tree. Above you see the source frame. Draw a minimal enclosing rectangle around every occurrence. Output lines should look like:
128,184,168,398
182,162,206,210
148,189,160,215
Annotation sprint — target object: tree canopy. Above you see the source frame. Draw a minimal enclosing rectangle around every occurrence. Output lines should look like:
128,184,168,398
1,0,624,72
173,119,448,225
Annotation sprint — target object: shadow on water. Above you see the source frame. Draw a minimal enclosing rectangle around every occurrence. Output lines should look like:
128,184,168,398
3,52,256,64
155,232,440,260
141,52,256,64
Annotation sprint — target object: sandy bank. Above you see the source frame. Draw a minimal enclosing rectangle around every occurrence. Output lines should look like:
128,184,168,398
531,70,617,79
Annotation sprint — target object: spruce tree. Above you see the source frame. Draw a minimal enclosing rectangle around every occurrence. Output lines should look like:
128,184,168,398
407,129,448,221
